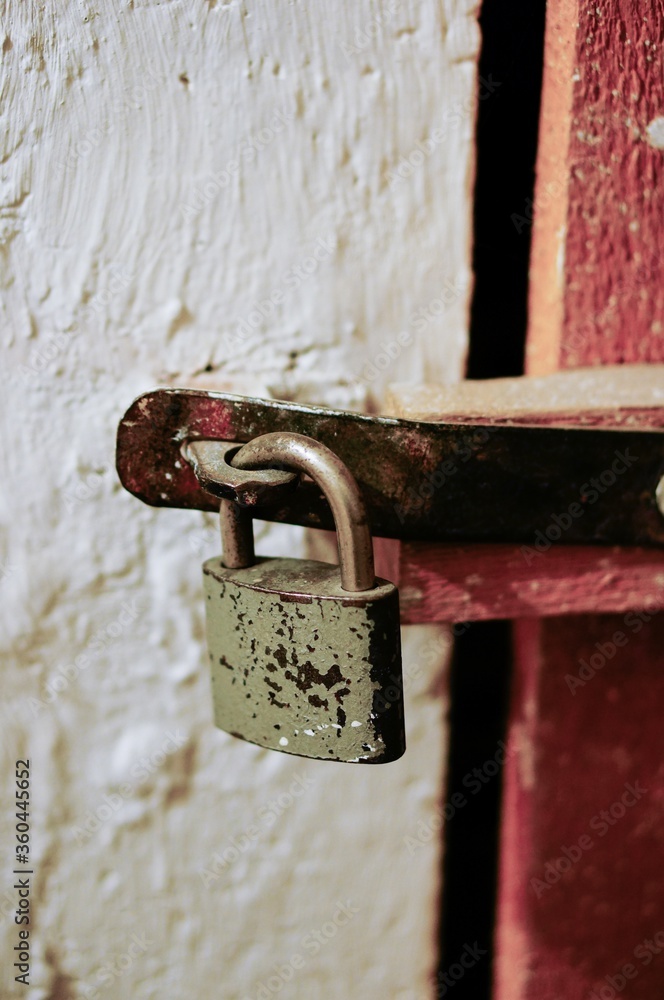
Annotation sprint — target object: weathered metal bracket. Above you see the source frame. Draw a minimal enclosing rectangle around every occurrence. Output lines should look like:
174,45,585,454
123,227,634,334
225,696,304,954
183,440,300,506
116,388,664,547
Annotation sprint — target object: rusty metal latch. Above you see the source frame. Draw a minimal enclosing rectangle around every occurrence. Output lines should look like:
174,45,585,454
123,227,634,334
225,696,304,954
116,388,664,547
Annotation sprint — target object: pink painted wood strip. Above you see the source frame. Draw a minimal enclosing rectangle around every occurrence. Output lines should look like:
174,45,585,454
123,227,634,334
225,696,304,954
498,616,664,999
390,543,664,624
493,0,664,994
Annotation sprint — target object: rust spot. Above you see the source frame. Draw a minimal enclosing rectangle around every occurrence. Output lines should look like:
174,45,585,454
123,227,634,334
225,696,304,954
274,645,288,670
267,691,290,709
279,592,313,604
308,693,329,709
284,660,344,692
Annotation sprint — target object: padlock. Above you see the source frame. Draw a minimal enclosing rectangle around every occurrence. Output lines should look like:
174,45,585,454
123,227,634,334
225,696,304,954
202,432,406,763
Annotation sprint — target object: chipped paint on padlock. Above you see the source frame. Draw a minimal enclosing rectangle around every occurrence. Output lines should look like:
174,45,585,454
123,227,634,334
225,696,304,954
204,557,405,763
202,431,406,764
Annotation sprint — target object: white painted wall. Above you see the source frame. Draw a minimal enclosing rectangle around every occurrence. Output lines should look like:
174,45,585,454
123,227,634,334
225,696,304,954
1,2,479,997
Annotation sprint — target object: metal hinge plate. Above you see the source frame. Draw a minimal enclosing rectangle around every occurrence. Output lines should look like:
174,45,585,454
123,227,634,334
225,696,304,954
115,388,664,547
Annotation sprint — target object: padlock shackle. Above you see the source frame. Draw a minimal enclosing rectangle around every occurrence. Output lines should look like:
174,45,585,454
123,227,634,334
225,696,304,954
220,500,255,569
231,432,375,592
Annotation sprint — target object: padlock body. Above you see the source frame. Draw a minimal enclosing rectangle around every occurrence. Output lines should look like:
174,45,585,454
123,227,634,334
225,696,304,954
203,556,405,763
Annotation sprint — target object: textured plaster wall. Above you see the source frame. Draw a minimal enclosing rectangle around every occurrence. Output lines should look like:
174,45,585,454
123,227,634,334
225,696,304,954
0,2,479,997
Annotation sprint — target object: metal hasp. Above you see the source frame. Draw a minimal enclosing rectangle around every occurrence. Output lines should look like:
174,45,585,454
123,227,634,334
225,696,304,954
184,440,299,506
116,388,664,547
203,432,406,764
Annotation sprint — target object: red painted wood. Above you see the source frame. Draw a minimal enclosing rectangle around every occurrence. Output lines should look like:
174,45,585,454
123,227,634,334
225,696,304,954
526,0,664,375
388,543,664,624
559,6,664,370
499,616,664,999
495,1,664,996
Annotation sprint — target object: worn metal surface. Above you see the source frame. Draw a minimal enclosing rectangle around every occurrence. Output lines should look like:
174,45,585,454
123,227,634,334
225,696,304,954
116,389,664,546
219,501,255,569
203,556,405,763
209,435,402,762
230,432,375,591
184,440,299,505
